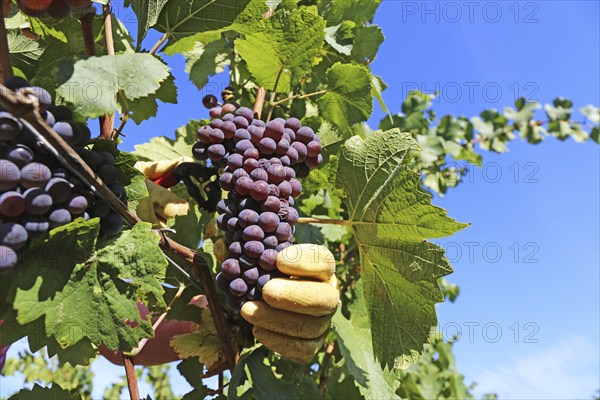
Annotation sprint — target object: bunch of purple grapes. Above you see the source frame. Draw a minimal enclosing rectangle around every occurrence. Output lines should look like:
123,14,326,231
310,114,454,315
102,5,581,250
0,77,127,273
196,94,323,310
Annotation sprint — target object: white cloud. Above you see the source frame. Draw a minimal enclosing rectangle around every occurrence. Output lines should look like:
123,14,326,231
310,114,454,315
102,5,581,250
472,336,600,399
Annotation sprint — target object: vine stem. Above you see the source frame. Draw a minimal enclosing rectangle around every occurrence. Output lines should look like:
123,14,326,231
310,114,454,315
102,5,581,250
318,342,336,394
271,89,328,108
149,33,168,55
101,2,116,139
0,2,13,84
123,356,140,400
265,66,284,122
0,85,240,373
254,87,267,119
298,217,350,226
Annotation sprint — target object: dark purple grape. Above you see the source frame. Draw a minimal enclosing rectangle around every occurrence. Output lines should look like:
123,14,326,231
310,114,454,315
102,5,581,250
275,139,290,155
296,126,315,144
49,209,71,229
221,103,237,115
306,154,323,169
290,178,302,198
259,249,278,271
6,144,34,168
296,163,311,178
239,197,259,211
252,119,266,128
286,147,299,164
243,225,265,242
263,235,278,250
233,230,243,242
264,120,284,141
257,274,271,292
229,241,243,258
291,142,307,163
98,164,117,185
267,164,286,185
20,162,51,189
232,168,249,181
229,278,248,297
250,181,269,201
216,214,228,230
235,139,254,154
216,272,229,292
250,127,264,146
0,223,28,250
221,122,236,139
287,208,299,225
222,258,241,279
21,215,49,236
233,116,249,129
210,119,223,129
235,177,254,196
203,94,219,109
243,267,259,285
288,196,295,207
247,287,259,300
222,113,235,122
227,153,244,170
243,148,259,160
268,184,280,197
235,107,254,122
234,129,251,143
227,217,239,232
285,167,296,180
278,181,292,198
275,223,293,241
243,158,259,173
207,144,226,161
280,156,291,166
250,168,268,182
276,242,292,252
219,173,234,191
243,241,264,258
23,188,52,215
261,196,281,213
238,209,259,227
258,212,279,233
0,246,18,272
209,129,224,144
259,138,276,155
217,200,228,214
269,157,282,166
307,141,322,157
66,195,87,215
209,107,222,119
0,191,26,218
285,118,301,132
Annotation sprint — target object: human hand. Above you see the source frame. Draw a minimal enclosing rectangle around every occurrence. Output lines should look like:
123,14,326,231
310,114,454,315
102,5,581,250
240,244,340,364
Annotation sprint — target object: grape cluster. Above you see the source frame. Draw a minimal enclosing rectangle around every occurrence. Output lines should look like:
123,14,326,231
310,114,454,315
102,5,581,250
195,94,323,310
0,78,126,273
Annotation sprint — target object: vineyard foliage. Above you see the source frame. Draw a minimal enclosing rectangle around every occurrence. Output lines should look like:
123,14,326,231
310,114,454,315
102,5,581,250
1,0,598,398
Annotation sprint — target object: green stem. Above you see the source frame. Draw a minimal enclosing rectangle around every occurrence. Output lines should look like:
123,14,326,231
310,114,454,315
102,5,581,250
266,66,284,122
298,217,351,226
149,33,168,55
271,89,328,108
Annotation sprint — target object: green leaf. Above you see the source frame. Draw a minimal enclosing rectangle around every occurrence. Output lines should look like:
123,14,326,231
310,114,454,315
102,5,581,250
325,24,353,56
154,0,251,47
235,7,326,93
125,0,169,48
317,62,373,128
170,311,223,370
319,0,382,25
127,73,178,124
177,357,205,388
9,383,81,400
167,184,214,249
7,31,43,79
185,38,231,89
334,281,400,399
336,129,467,368
134,119,201,161
55,54,171,119
351,24,384,63
9,220,167,354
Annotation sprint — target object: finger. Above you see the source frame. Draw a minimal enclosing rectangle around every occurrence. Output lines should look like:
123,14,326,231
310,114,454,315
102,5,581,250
135,157,193,181
241,301,332,339
262,278,341,317
276,244,335,281
252,326,327,365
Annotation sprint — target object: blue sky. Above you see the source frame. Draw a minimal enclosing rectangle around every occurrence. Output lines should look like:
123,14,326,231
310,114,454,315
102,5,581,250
2,1,599,398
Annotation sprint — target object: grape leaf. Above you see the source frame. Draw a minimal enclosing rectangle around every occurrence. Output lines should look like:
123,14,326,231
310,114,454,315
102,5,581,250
9,383,81,400
8,220,167,354
55,54,171,119
127,73,178,124
185,38,231,90
7,31,43,79
333,280,400,399
336,129,468,368
169,311,224,371
235,7,326,93
317,63,373,128
134,119,201,161
319,0,382,25
154,0,251,47
352,25,384,63
124,0,169,48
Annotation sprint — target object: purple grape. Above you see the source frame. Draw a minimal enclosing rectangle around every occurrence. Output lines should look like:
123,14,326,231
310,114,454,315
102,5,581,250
243,267,259,285
20,162,51,189
286,147,299,164
276,242,292,252
197,126,211,143
268,184,280,197
49,208,72,229
258,212,279,233
265,120,284,141
278,181,292,198
306,154,323,169
250,181,269,201
0,191,26,218
235,139,254,154
229,278,248,297
208,144,226,161
239,254,257,269
259,138,277,155
261,196,281,213
276,139,290,155
235,177,254,196
296,126,315,144
243,241,264,258
257,274,271,292
287,207,299,224
216,214,228,230
307,141,322,157
234,129,251,143
227,153,243,170
67,195,88,215
243,158,259,173
290,179,302,198
216,272,229,292
221,103,238,115
6,144,34,168
0,223,28,250
232,168,249,181
235,107,254,122
210,119,223,129
252,119,266,128
229,241,243,258
291,142,307,163
0,246,18,272
233,116,249,129
250,168,268,182
250,127,264,146
285,118,301,132
209,107,222,119
222,258,241,279
23,188,52,215
209,129,225,143
238,209,259,227
263,235,278,250
227,217,239,232
219,173,234,191
267,164,286,185
243,148,259,161
259,249,278,271
243,225,265,242
275,222,292,241
221,122,236,139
